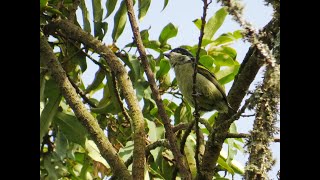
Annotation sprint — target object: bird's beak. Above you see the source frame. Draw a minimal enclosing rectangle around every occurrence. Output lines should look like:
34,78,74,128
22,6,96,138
164,53,170,58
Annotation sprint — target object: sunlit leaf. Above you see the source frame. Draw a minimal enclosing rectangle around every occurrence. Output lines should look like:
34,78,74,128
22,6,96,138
159,23,178,45
138,0,151,21
85,139,110,169
162,0,169,11
204,7,228,40
112,0,127,41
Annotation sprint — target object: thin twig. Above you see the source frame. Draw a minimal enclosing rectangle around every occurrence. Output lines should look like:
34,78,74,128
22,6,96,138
193,0,211,176
125,0,191,178
172,123,189,133
124,139,170,167
111,71,133,126
67,76,97,108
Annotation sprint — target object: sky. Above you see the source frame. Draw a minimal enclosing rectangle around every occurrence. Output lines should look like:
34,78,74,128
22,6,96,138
77,0,279,179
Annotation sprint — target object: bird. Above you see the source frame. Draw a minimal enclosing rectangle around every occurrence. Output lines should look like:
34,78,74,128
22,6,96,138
164,47,234,113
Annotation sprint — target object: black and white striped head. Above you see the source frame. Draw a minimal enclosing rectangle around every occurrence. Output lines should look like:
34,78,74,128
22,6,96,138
164,48,194,67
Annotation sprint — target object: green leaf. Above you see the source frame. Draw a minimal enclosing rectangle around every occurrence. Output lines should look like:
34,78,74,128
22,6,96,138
233,30,243,39
159,23,178,45
92,0,104,40
119,141,134,162
138,0,151,21
40,0,48,9
199,55,215,72
79,0,91,33
105,0,118,18
55,112,88,146
203,7,228,40
55,128,69,160
211,53,235,66
216,64,240,84
185,135,197,178
192,18,202,30
40,79,61,144
140,29,150,42
112,0,127,42
156,59,170,79
85,68,105,93
220,150,244,175
146,119,157,142
85,139,110,168
217,156,235,175
227,138,237,164
162,0,169,11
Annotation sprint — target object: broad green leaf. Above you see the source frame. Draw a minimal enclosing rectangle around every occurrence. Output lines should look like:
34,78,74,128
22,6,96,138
233,30,243,39
141,29,150,42
220,150,244,175
55,128,69,160
217,156,234,175
105,0,118,18
85,139,110,169
55,112,88,146
119,141,134,162
162,0,169,11
40,79,61,144
199,55,215,72
148,162,166,179
146,119,157,142
156,59,170,79
138,0,151,21
43,154,69,179
92,0,104,40
185,135,197,179
112,0,127,41
211,53,235,66
227,138,237,164
79,0,91,33
159,23,178,44
203,7,228,40
85,68,106,94
216,64,240,84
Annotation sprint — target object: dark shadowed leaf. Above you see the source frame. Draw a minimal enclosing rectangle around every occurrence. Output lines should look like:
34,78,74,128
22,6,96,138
105,0,118,19
79,0,91,33
55,112,88,146
40,79,61,144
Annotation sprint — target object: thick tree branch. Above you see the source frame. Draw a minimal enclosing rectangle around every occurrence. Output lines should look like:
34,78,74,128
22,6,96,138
124,0,191,179
200,17,279,180
50,19,147,180
40,35,132,180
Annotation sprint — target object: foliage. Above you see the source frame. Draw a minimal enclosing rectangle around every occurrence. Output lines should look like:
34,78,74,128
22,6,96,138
39,0,268,179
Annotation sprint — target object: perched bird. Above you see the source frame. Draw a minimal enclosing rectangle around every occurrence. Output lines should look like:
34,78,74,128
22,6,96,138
164,48,234,113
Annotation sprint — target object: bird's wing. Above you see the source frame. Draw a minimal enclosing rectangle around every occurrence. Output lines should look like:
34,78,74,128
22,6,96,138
197,64,229,104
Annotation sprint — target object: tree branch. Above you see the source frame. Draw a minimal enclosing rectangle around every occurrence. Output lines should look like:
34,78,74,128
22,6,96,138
200,17,279,180
67,76,97,108
124,0,191,179
125,139,170,167
226,133,280,143
40,35,132,179
193,1,211,177
50,19,148,180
